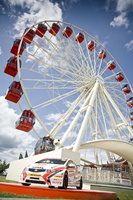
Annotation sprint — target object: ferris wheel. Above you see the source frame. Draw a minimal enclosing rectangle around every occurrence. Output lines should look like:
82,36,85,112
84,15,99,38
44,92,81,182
4,20,133,165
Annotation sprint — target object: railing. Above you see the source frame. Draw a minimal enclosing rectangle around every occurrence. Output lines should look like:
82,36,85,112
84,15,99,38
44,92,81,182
82,168,131,186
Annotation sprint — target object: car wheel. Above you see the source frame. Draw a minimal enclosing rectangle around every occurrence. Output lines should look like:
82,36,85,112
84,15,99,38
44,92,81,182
76,177,82,190
48,185,55,188
22,183,31,186
59,172,68,189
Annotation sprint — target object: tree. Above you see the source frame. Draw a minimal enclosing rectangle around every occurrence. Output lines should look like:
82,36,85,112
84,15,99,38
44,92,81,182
25,151,28,158
0,159,9,173
19,153,23,159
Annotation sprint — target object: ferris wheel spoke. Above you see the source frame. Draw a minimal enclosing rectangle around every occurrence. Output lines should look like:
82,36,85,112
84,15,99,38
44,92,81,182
72,34,92,78
57,87,95,148
67,39,92,78
100,89,122,140
83,36,95,77
42,35,81,75
24,48,84,83
32,85,85,111
22,78,84,88
43,25,90,79
97,92,109,139
50,89,86,137
100,64,109,76
102,85,133,137
108,91,128,113
58,22,86,72
91,109,103,140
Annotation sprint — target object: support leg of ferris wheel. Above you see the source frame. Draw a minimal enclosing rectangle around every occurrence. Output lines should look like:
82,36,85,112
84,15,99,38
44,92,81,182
91,108,112,163
50,89,86,138
57,85,95,149
73,81,100,152
88,114,99,165
102,85,133,137
101,89,122,140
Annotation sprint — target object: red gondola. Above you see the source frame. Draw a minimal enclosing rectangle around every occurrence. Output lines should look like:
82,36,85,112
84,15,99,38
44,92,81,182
23,28,35,44
75,32,84,43
88,41,96,51
107,60,116,70
10,39,26,56
121,84,131,94
126,97,133,108
98,50,106,59
36,23,47,38
115,72,124,82
62,26,73,38
4,56,21,77
49,23,60,36
16,110,35,132
5,81,23,103
130,112,133,121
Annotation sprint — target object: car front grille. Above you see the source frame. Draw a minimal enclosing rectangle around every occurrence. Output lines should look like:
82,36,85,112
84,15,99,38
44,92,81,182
29,168,45,172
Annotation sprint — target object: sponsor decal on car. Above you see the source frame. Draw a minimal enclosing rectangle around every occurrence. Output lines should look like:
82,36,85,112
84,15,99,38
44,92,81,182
28,173,41,177
54,175,63,178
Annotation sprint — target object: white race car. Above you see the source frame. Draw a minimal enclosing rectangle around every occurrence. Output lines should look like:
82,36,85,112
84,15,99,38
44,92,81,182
20,158,82,189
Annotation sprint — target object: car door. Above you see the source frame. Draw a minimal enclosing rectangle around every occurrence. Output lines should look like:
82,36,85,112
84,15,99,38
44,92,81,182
67,160,78,184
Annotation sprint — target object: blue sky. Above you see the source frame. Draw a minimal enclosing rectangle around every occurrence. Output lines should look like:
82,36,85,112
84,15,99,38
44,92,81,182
0,0,133,163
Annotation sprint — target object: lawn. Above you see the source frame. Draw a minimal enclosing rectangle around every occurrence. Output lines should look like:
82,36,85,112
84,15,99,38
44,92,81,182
0,174,18,183
117,193,133,200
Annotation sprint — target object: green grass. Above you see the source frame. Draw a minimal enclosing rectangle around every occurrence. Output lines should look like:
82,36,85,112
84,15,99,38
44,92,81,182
0,191,46,199
0,175,18,183
117,193,133,200
0,191,133,200
0,175,133,199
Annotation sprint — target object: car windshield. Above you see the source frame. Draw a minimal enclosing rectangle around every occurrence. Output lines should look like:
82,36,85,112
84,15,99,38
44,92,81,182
36,158,67,165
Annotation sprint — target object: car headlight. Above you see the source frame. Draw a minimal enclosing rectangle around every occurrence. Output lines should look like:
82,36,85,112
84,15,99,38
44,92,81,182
45,169,54,172
45,169,63,173
24,167,28,171
22,167,28,177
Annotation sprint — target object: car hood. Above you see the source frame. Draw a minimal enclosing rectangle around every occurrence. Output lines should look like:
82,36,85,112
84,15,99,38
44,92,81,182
28,163,64,170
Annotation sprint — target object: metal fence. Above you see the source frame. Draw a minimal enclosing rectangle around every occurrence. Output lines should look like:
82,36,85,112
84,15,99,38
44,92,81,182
82,167,131,186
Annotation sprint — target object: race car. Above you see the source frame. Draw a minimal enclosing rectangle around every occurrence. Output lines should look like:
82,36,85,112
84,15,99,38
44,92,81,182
20,158,82,189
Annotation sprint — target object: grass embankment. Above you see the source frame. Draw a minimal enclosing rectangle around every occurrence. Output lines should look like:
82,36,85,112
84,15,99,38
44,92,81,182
0,175,133,199
0,191,46,199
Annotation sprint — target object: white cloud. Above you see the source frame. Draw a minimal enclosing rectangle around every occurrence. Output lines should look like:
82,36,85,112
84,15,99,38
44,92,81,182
125,40,133,51
116,0,133,12
0,4,5,14
109,0,133,29
6,0,63,38
0,47,2,55
110,12,129,28
46,112,62,122
64,100,74,108
0,96,36,163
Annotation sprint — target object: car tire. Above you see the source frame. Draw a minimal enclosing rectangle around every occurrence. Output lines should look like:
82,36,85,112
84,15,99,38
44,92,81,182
59,172,68,189
22,183,31,186
48,185,55,188
76,177,82,190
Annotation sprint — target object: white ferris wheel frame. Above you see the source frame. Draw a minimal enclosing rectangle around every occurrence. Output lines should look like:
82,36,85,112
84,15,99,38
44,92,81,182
13,20,133,164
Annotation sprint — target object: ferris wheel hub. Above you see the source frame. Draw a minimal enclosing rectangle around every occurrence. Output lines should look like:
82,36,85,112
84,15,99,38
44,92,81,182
96,75,104,84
